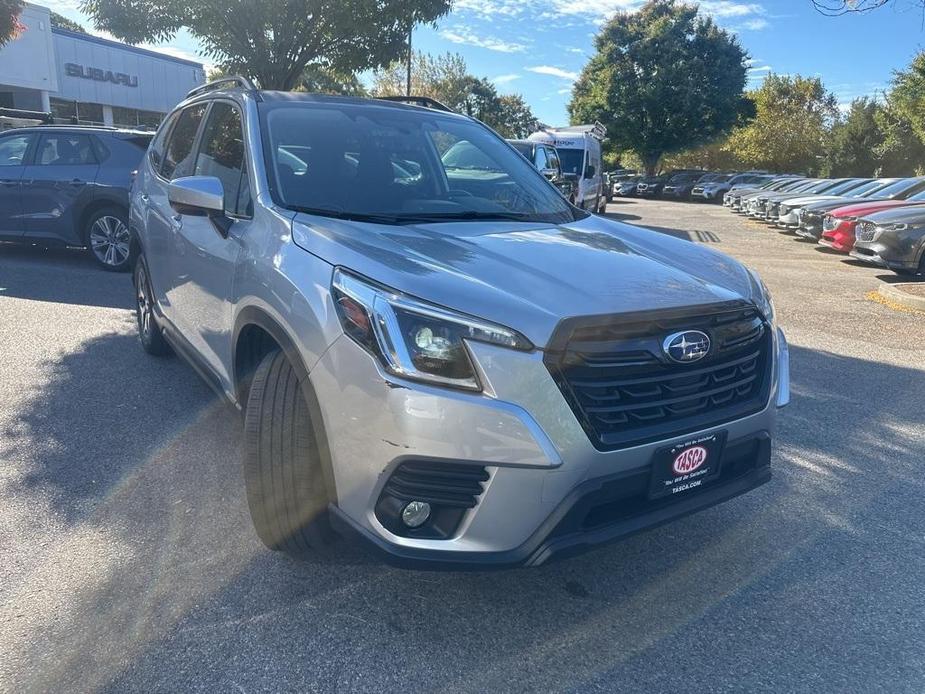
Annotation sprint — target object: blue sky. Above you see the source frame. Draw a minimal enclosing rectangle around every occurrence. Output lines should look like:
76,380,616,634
45,0,925,125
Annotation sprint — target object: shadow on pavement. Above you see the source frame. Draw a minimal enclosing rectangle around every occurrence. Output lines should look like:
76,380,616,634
3,332,924,691
0,242,131,309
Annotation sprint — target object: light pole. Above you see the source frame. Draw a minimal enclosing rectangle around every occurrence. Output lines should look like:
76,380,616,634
405,22,412,96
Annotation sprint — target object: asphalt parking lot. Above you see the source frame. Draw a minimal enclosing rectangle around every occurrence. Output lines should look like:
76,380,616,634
2,197,924,693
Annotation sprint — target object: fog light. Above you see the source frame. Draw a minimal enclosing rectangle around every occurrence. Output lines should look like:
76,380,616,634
401,500,431,528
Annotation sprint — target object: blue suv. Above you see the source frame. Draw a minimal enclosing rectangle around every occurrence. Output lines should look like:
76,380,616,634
0,125,152,270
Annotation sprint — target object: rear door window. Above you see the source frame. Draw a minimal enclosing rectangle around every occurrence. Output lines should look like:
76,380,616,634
35,134,97,165
161,103,206,180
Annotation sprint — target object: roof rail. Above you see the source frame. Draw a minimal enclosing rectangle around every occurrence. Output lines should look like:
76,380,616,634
376,95,454,113
186,75,258,100
0,107,54,123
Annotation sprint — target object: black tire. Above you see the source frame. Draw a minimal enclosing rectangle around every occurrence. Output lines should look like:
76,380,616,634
85,206,132,272
244,350,336,555
134,259,171,356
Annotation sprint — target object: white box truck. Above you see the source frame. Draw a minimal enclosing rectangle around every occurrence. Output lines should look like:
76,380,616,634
528,123,606,212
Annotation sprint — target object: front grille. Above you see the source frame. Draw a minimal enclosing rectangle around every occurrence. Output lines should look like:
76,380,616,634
545,306,773,450
382,461,489,508
856,221,877,242
802,211,821,227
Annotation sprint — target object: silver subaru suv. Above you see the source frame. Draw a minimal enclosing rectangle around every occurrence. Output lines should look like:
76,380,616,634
131,77,790,569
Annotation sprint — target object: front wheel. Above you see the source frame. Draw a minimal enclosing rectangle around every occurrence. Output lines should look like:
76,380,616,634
244,351,337,556
86,207,132,272
134,260,171,356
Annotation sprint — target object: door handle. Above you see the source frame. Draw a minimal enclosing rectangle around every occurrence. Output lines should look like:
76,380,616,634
0,179,19,186
70,179,86,186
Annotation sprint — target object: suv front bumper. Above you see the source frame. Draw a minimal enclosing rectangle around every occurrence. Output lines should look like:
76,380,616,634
310,328,788,568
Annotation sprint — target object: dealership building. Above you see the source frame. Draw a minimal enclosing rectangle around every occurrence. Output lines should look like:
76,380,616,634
0,3,205,128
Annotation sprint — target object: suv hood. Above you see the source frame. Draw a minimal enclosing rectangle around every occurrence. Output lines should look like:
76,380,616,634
862,204,925,225
291,213,759,348
831,199,925,219
781,194,846,208
803,197,884,214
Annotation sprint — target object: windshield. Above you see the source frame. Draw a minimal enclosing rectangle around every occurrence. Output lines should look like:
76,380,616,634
848,180,889,197
773,179,809,192
820,179,866,196
556,148,585,177
508,141,532,159
261,102,580,224
873,178,922,199
766,178,800,191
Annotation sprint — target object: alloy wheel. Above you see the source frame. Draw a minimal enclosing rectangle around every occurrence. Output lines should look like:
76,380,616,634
136,266,153,339
90,216,131,267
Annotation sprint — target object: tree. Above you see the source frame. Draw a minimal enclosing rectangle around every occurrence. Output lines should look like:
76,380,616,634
874,103,925,175
872,56,925,175
568,0,749,174
885,52,925,143
822,98,884,176
79,0,451,90
659,140,744,172
724,74,838,174
49,11,86,32
211,63,366,96
372,52,539,137
372,52,469,104
0,0,23,47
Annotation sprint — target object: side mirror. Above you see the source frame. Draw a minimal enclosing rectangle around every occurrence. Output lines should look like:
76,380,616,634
168,176,224,216
168,176,232,237
584,165,596,179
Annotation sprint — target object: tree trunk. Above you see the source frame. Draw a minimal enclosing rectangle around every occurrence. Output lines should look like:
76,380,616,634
642,152,661,176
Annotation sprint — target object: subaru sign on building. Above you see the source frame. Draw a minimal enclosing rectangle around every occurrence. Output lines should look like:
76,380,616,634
0,3,205,128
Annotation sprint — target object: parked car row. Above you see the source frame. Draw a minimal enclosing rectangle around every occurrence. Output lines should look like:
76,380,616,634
611,170,773,203
723,175,925,278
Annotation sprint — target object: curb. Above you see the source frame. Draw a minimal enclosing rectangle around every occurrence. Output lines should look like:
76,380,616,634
877,282,925,312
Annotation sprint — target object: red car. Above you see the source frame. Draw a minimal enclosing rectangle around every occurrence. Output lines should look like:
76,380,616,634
820,180,925,252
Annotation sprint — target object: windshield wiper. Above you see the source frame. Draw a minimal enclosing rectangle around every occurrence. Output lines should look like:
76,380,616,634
285,205,407,225
389,211,537,223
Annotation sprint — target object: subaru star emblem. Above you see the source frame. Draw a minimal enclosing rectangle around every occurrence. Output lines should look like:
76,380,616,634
663,330,711,364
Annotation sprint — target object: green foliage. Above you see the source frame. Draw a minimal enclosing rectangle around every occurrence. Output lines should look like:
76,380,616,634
877,52,925,174
724,74,837,174
659,140,744,172
211,64,366,96
49,11,86,33
568,0,748,174
0,0,23,47
79,0,451,90
887,52,925,132
874,99,925,176
822,98,884,176
372,51,539,138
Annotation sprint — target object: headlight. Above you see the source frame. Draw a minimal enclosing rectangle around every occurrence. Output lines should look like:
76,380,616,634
332,269,532,391
748,268,775,326
885,223,909,232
